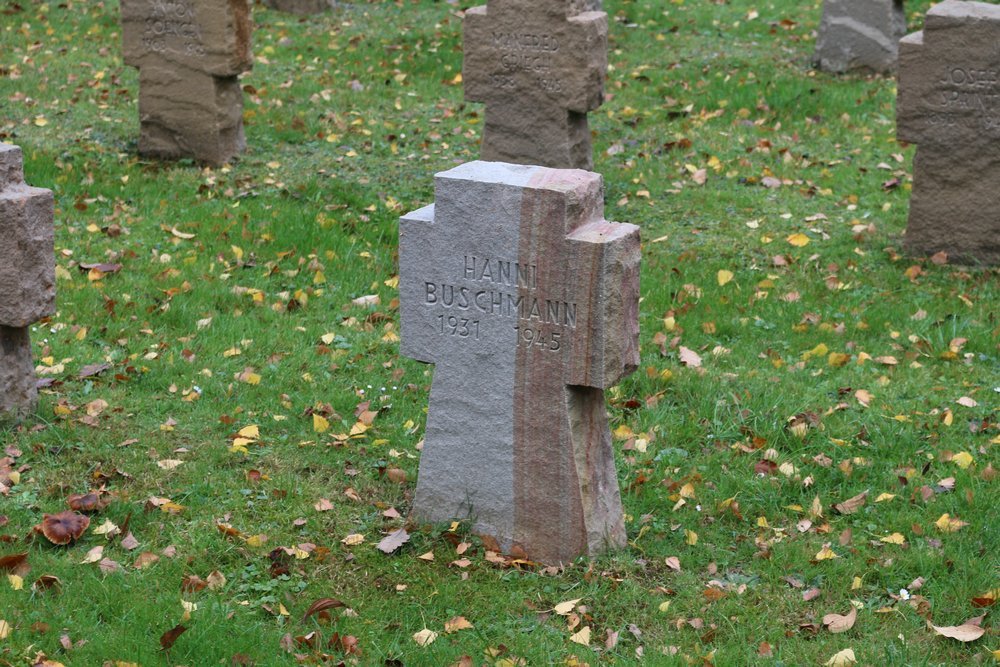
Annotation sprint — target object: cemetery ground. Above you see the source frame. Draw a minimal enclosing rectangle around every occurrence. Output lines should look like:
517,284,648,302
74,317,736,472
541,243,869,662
0,0,997,663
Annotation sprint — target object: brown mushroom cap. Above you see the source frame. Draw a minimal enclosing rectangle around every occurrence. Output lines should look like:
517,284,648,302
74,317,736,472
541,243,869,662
39,511,91,545
66,492,106,513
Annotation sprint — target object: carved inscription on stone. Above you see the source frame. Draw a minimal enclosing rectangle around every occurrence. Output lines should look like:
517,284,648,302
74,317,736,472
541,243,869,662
925,65,1000,130
141,0,204,56
488,32,564,94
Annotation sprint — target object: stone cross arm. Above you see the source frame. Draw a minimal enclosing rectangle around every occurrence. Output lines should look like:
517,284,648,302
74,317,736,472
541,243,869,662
463,2,607,113
121,0,253,77
399,162,638,391
0,143,55,329
897,0,1000,146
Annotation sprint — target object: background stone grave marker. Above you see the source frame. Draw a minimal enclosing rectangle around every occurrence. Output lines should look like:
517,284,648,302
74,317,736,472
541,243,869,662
813,0,906,74
122,0,253,166
264,0,335,15
897,0,1000,264
464,0,607,169
399,161,639,563
0,143,55,422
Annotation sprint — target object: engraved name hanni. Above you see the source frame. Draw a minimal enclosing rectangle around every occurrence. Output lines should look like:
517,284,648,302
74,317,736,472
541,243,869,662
423,255,578,328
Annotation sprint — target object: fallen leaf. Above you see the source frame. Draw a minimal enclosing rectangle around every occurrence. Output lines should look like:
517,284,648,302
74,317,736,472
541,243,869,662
206,570,227,590
160,624,187,650
413,628,438,646
823,607,857,633
303,597,345,620
880,533,906,545
569,626,591,646
341,533,364,546
444,616,474,633
80,546,104,564
931,616,986,642
377,528,409,555
679,346,702,368
554,599,581,615
787,233,810,247
824,648,857,666
717,269,734,286
833,491,867,515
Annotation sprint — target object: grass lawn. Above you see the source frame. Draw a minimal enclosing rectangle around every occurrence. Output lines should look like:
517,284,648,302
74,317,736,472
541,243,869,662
1,0,997,664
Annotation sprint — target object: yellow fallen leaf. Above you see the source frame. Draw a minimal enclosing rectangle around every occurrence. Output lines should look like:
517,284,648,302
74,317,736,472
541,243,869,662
8,574,23,590
935,513,969,533
951,452,973,469
717,269,734,286
0,619,10,639
658,600,671,612
237,425,259,439
554,598,581,615
824,648,857,666
245,534,267,548
412,628,438,646
875,493,896,502
787,233,810,247
313,414,330,433
880,533,906,545
816,545,839,560
417,551,435,561
685,529,698,546
341,533,364,546
569,626,591,646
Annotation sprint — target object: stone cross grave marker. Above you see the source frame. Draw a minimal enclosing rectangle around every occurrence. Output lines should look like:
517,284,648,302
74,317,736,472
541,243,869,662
122,0,253,166
264,0,334,15
464,0,607,170
897,0,1000,264
399,161,639,564
0,144,55,422
813,0,906,74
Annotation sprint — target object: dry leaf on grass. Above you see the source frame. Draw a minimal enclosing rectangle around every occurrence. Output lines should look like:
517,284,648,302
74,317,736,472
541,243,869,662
930,615,986,642
823,606,857,633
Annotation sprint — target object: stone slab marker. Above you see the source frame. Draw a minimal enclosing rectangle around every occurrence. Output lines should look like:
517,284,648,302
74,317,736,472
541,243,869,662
264,0,334,15
464,1,607,170
122,0,253,166
0,144,55,422
813,0,906,74
400,161,639,563
897,0,1000,264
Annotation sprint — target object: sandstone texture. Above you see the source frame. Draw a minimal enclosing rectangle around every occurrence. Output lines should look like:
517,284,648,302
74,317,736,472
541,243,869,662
122,0,253,166
897,0,1000,264
813,0,905,74
0,143,55,422
400,161,639,564
464,0,607,169
264,0,335,14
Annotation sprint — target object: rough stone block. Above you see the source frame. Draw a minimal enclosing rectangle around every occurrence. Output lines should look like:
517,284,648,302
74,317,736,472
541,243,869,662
463,0,607,169
122,0,253,166
813,0,906,74
0,144,55,328
400,161,639,563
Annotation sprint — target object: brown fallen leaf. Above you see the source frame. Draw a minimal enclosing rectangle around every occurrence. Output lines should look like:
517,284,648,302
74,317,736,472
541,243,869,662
303,597,346,621
160,623,187,650
679,346,702,368
376,528,409,555
833,491,868,515
823,606,857,633
930,615,986,642
444,616,474,633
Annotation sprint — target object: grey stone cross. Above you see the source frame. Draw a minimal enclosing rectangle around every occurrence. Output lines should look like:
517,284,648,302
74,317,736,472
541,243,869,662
399,161,639,563
463,0,607,170
897,0,1000,264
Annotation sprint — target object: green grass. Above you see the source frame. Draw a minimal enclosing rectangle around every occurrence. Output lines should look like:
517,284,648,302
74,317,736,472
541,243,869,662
1,0,997,664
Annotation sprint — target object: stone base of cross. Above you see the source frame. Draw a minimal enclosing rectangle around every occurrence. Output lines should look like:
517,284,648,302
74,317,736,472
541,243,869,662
897,0,1000,264
0,144,55,422
399,161,639,563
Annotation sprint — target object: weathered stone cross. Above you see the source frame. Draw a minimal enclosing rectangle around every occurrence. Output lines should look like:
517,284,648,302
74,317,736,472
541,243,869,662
1,143,55,422
400,161,639,563
121,0,253,166
463,0,607,170
813,0,905,74
897,0,1000,264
